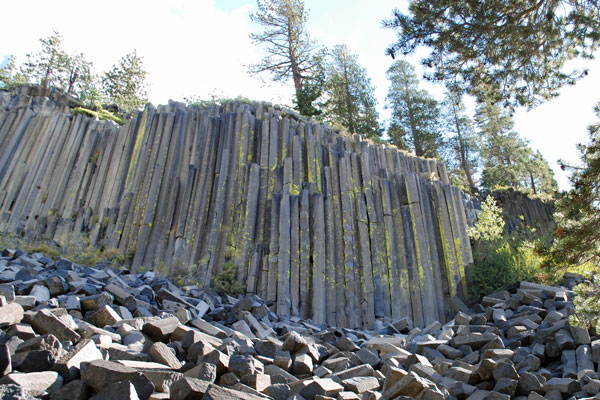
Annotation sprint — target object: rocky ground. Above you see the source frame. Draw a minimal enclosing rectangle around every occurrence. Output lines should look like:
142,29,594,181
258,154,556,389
0,248,597,400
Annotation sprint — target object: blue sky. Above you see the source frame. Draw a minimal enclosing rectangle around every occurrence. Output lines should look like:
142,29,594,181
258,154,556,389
1,0,598,190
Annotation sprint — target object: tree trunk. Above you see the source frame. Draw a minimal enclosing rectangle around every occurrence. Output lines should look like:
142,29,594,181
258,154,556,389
529,171,537,194
343,59,355,133
452,103,477,194
403,74,422,156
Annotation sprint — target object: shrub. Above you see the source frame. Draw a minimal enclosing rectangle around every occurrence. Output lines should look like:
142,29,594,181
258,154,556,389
570,275,600,335
468,195,505,241
467,195,547,300
213,262,245,296
469,237,544,299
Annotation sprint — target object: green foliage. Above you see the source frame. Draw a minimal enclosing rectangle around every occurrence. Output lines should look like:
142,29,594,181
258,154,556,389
384,0,600,107
0,232,129,267
468,196,505,242
440,91,479,194
469,237,544,300
19,30,96,99
0,56,26,89
249,0,322,116
102,50,148,112
184,94,255,109
549,102,600,267
72,107,124,125
322,44,381,138
476,100,558,195
21,30,69,91
385,60,442,158
213,262,245,296
570,276,600,335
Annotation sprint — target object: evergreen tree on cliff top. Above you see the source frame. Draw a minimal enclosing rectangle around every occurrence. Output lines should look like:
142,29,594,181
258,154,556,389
386,60,442,158
384,0,600,108
323,44,381,138
21,30,68,92
249,0,322,116
102,50,148,112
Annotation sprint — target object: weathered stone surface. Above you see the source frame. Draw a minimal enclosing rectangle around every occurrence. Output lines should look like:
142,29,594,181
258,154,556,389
299,377,345,399
148,342,183,370
31,308,80,342
80,360,154,400
383,371,431,398
542,377,581,395
293,353,314,376
341,376,380,393
91,305,122,327
170,376,210,399
53,338,103,380
282,331,308,353
0,302,24,327
203,384,267,400
142,317,180,342
91,380,140,400
0,383,36,399
450,333,501,350
184,362,217,382
0,371,63,397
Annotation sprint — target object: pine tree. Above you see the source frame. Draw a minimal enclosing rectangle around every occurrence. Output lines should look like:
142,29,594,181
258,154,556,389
476,100,557,194
550,102,600,266
102,50,149,112
249,0,322,116
384,0,600,107
386,60,442,158
323,44,380,138
0,56,26,88
22,30,69,92
59,52,94,98
440,91,479,194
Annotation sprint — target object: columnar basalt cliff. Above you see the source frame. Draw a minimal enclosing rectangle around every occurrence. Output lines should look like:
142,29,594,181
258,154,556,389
0,88,474,329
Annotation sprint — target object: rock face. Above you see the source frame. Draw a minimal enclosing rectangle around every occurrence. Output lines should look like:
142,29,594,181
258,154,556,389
0,248,596,399
0,88,474,329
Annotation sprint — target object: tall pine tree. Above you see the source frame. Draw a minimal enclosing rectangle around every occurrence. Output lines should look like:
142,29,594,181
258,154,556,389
249,0,322,116
386,60,442,158
440,91,479,194
323,44,380,138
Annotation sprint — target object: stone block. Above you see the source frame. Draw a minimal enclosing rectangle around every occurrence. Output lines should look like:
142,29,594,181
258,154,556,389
340,376,380,393
0,371,63,397
142,317,180,342
148,342,183,370
91,305,122,328
31,308,80,342
292,353,313,376
170,377,210,400
542,377,581,396
0,302,24,327
184,362,217,382
90,381,140,400
53,338,103,380
383,371,430,399
205,383,267,399
80,359,154,400
299,377,344,399
281,331,308,353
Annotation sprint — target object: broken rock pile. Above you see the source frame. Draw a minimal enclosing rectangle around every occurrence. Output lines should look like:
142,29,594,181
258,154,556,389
0,248,598,400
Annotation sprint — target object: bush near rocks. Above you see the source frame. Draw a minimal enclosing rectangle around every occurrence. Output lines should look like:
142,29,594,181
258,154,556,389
0,247,598,399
